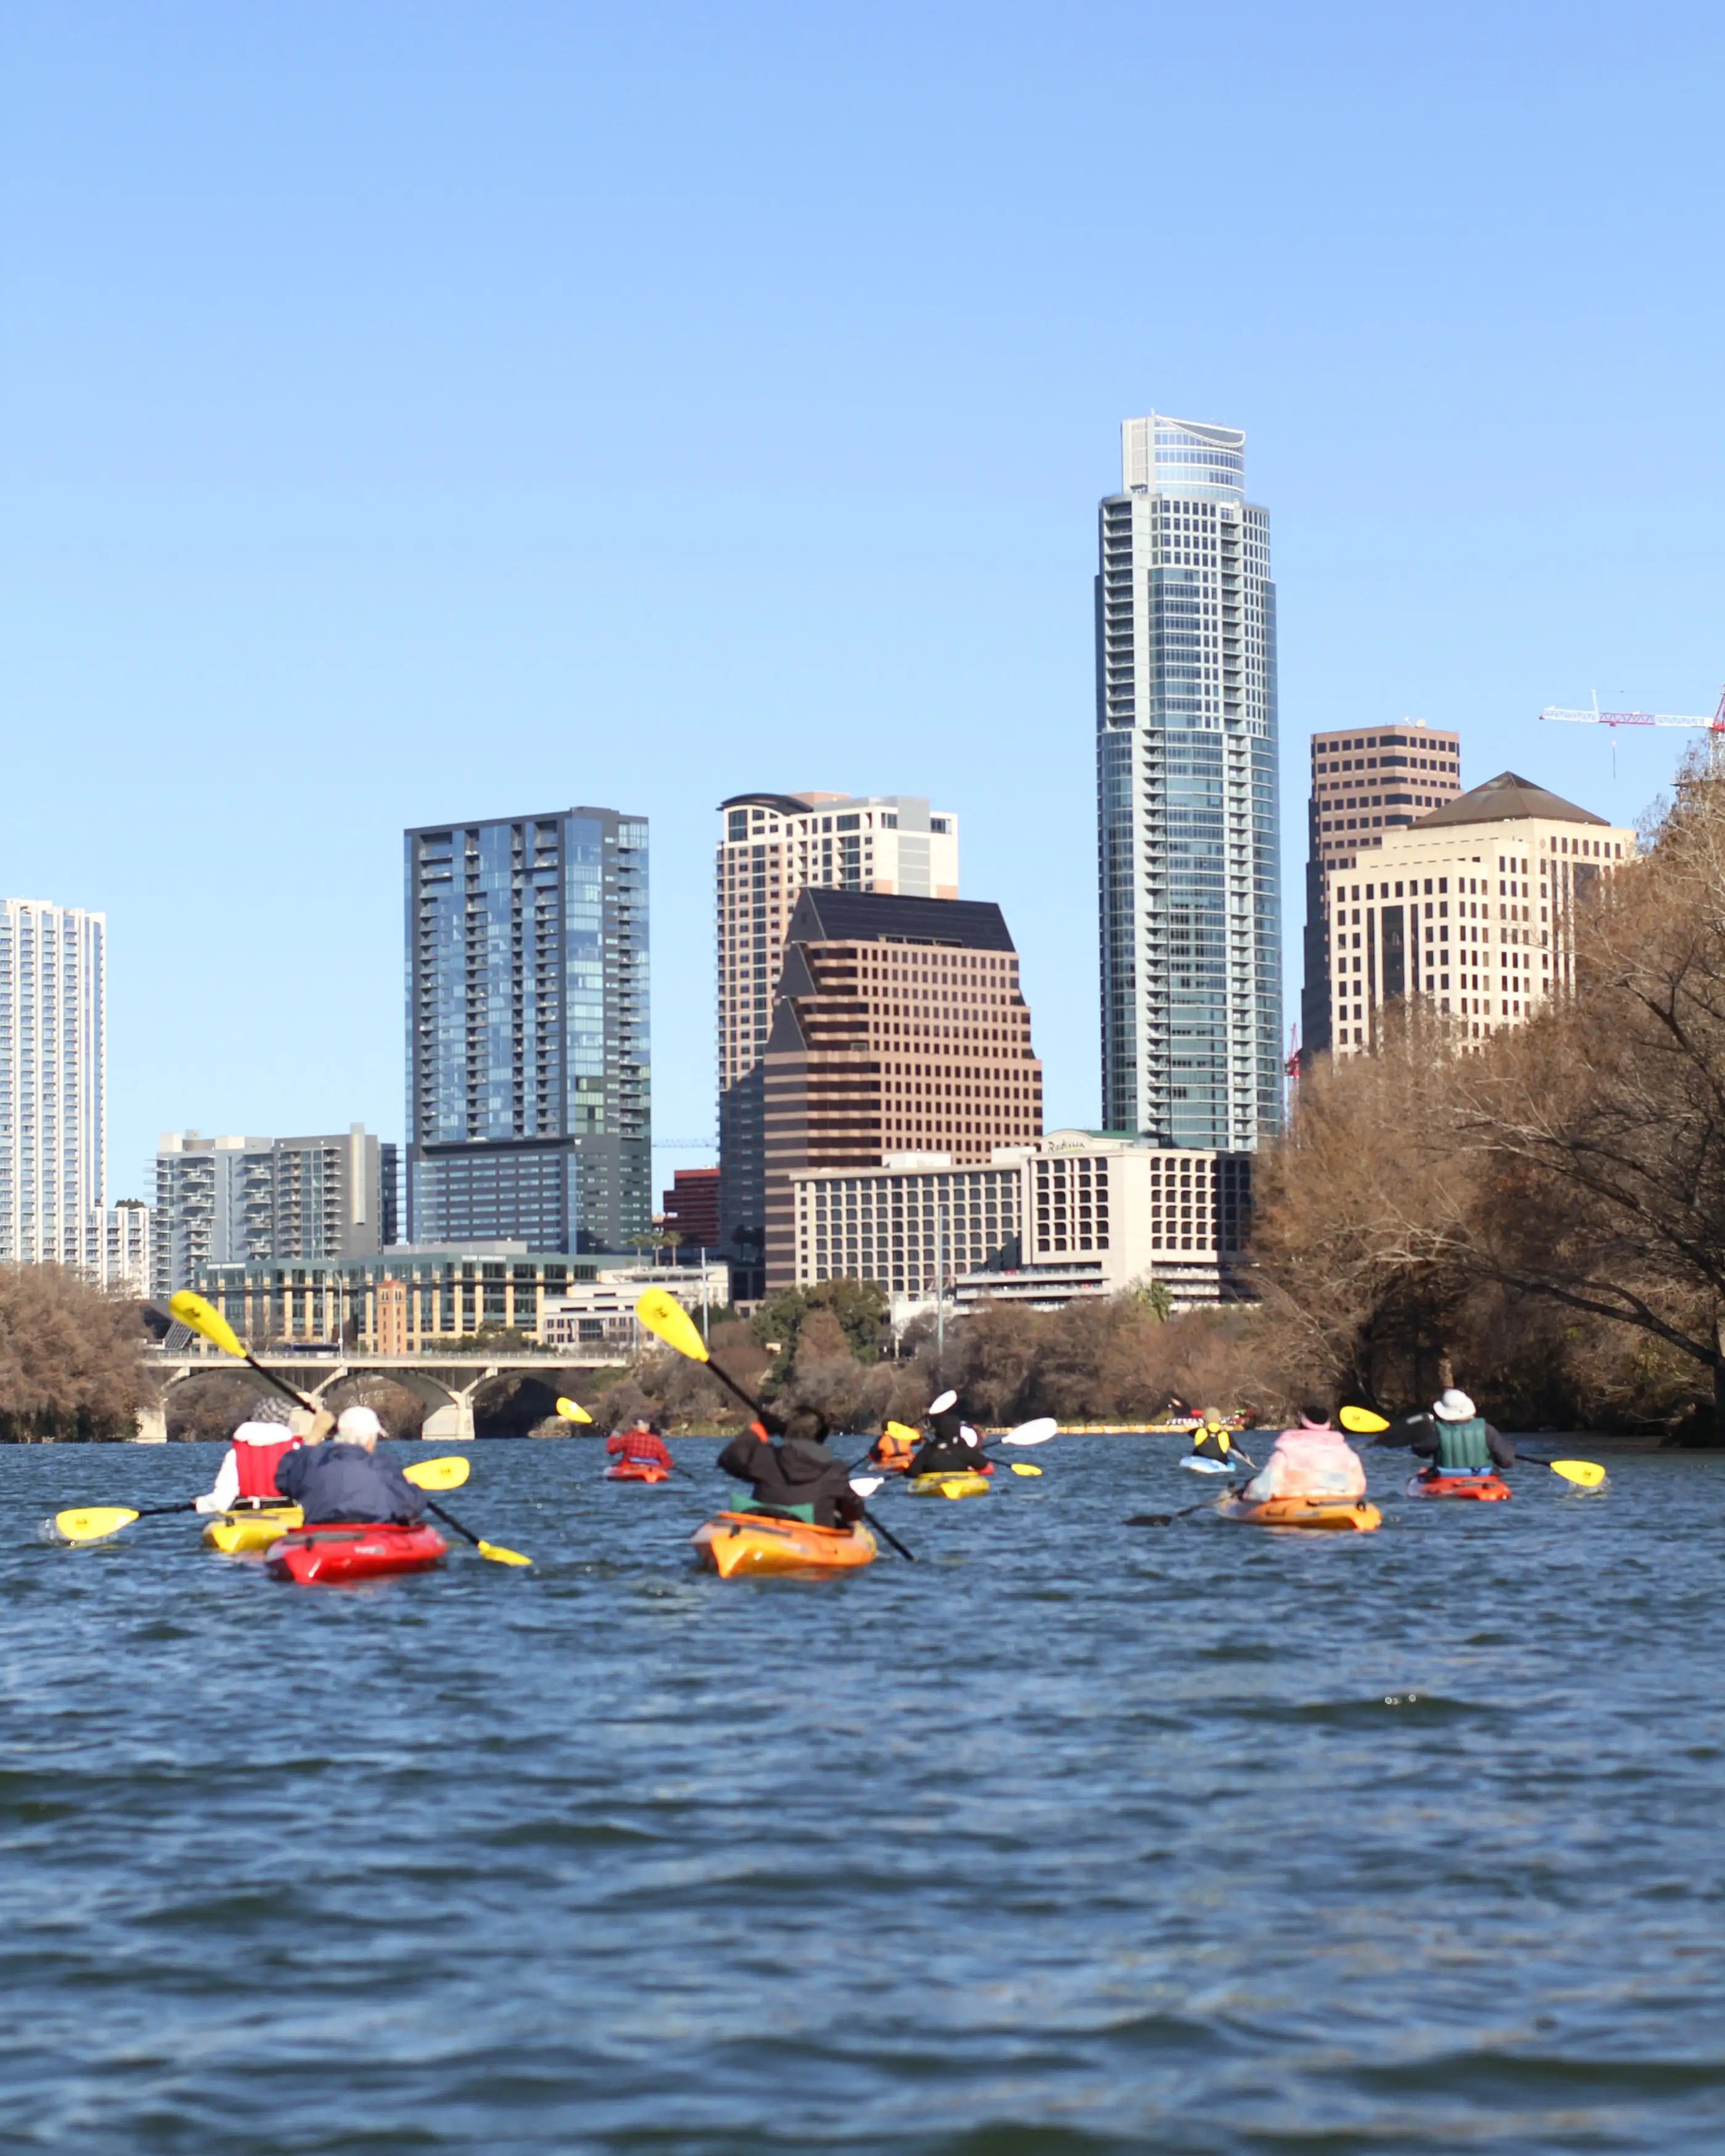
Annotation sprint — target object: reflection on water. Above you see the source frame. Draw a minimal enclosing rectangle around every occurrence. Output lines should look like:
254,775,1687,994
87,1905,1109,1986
3,1440,1722,2152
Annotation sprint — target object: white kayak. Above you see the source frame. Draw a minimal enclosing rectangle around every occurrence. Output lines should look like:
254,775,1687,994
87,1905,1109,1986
1179,1454,1238,1475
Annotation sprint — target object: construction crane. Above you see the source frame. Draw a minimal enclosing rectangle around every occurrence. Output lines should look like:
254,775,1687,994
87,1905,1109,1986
1540,685,1725,771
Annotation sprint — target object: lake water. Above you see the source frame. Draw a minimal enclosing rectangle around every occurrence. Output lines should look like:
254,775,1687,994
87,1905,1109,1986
4,1437,1722,2153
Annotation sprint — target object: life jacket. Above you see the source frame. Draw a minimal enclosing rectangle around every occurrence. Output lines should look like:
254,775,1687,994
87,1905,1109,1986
1193,1424,1233,1462
1245,1425,1366,1502
233,1433,298,1501
873,1422,916,1468
1434,1416,1492,1472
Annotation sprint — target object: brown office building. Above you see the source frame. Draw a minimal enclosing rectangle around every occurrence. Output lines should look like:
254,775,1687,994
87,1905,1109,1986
660,1164,720,1256
761,889,1043,1292
1301,721,1462,1061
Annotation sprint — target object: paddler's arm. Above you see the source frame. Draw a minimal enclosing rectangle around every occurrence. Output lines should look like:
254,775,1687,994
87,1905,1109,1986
193,1448,240,1515
715,1431,767,1480
1485,1422,1516,1467
376,1453,429,1523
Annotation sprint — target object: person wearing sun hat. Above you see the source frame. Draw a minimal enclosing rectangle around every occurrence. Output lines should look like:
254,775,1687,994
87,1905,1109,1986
1379,1388,1515,1476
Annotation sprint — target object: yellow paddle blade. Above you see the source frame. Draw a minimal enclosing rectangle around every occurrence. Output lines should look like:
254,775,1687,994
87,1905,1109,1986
636,1288,708,1363
554,1396,593,1424
1548,1459,1607,1488
1010,1462,1042,1477
1340,1405,1390,1435
884,1420,919,1445
403,1456,470,1491
54,1505,140,1542
475,1539,532,1566
169,1289,246,1360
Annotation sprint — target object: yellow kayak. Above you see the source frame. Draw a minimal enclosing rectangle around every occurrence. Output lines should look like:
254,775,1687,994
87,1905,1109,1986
201,1504,303,1554
907,1470,991,1499
1217,1493,1381,1532
691,1510,877,1578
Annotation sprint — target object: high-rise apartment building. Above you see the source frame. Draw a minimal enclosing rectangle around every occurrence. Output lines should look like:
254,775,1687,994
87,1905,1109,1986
405,808,649,1254
760,888,1042,1291
153,1126,389,1297
1301,721,1463,1059
0,899,106,1269
1323,772,1634,1055
1096,415,1283,1151
717,791,958,1297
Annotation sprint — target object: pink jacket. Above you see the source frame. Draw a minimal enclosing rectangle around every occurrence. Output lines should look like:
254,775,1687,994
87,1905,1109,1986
1243,1422,1366,1502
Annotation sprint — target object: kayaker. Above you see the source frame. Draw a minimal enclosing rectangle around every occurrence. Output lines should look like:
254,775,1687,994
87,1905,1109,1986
607,1422,673,1473
1239,1401,1368,1504
193,1398,302,1514
715,1406,862,1529
273,1405,429,1525
1190,1407,1242,1467
1382,1389,1515,1475
869,1420,918,1472
906,1395,984,1478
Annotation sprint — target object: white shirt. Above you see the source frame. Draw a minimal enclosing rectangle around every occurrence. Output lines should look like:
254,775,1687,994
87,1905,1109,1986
193,1422,294,1513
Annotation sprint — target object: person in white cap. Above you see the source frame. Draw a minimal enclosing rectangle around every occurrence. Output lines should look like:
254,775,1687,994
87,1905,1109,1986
1379,1389,1515,1478
192,1395,302,1514
273,1403,429,1525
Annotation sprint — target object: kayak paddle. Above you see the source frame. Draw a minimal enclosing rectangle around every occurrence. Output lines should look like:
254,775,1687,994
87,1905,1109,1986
1340,1405,1605,1486
636,1288,915,1562
1127,1493,1236,1528
423,1501,532,1566
52,1454,472,1545
169,1291,323,1419
1010,1463,1042,1477
555,1395,593,1425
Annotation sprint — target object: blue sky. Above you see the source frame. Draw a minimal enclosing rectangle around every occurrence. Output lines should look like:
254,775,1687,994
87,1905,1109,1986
4,1,1721,1206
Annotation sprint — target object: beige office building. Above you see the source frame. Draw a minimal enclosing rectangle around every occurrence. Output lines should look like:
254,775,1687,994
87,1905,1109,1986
717,790,959,1295
1326,772,1635,1055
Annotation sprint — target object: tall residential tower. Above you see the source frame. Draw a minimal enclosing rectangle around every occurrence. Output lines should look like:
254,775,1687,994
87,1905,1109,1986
1096,415,1282,1151
405,808,649,1253
0,899,106,1270
716,790,957,1297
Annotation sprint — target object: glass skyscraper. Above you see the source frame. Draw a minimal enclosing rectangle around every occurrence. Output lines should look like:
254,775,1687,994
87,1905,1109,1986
1097,413,1283,1151
405,808,649,1253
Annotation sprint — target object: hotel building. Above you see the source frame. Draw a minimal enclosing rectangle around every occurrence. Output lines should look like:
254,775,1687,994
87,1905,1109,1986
1324,772,1636,1054
1301,722,1463,1058
761,887,1041,1292
1096,413,1283,1154
717,791,958,1297
405,808,649,1253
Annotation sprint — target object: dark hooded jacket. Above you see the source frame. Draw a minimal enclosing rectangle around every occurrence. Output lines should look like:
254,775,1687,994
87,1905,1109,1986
275,1441,428,1525
907,1404,983,1478
715,1417,857,1528
1382,1412,1515,1471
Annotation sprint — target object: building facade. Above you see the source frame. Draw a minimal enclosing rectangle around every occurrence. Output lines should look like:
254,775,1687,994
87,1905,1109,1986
540,1261,718,1350
100,1201,152,1295
1097,414,1282,1153
0,899,106,1269
405,808,649,1254
718,791,958,1299
660,1164,720,1256
1301,721,1463,1060
787,1130,1251,1313
1323,772,1635,1055
193,1244,598,1350
153,1126,388,1298
761,888,1042,1292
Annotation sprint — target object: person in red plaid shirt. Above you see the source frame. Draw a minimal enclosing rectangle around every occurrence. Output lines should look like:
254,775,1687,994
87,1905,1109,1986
607,1421,673,1471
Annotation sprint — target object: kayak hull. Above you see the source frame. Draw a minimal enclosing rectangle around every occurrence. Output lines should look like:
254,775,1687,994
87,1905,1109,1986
266,1521,448,1584
907,1470,991,1499
1407,1471,1512,1501
604,1461,671,1483
1218,1494,1382,1531
1179,1456,1236,1475
691,1510,877,1578
202,1504,302,1553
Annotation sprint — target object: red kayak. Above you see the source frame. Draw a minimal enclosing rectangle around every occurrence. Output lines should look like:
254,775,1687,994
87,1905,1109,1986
1406,1470,1512,1502
266,1521,449,1584
605,1460,671,1483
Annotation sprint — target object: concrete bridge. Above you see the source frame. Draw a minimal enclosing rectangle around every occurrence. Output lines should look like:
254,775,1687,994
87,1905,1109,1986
142,1349,619,1443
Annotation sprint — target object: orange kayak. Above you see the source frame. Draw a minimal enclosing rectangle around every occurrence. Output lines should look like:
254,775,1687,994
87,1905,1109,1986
691,1510,877,1578
605,1460,671,1483
1217,1494,1382,1532
1407,1470,1511,1501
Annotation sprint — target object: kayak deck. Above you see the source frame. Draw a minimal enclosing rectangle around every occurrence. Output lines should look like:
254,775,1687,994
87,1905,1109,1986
203,1503,302,1553
1218,1494,1382,1531
604,1461,671,1483
1407,1470,1512,1501
691,1510,877,1578
267,1520,448,1584
907,1470,991,1499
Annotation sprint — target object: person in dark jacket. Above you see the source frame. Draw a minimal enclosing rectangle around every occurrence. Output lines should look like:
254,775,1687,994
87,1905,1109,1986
716,1406,861,1529
1190,1407,1248,1467
274,1406,429,1524
1379,1388,1515,1475
906,1392,984,1478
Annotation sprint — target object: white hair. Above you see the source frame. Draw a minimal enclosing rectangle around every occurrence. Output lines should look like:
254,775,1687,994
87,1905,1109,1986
336,1404,384,1448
